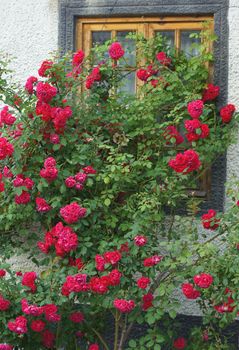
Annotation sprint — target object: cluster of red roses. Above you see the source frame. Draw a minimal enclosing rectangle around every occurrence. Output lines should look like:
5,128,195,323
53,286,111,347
37,222,78,256
13,173,34,205
60,202,87,224
213,288,238,314
25,59,73,135
65,165,96,191
0,137,14,161
136,51,171,89
168,149,201,174
182,273,214,300
39,156,58,182
0,269,98,349
201,209,220,230
59,237,157,316
0,106,16,126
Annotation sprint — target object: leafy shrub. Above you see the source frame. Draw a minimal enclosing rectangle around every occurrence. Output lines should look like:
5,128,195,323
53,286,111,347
0,30,239,350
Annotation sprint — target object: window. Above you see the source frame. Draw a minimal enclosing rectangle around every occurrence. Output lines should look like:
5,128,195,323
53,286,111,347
60,1,228,212
75,16,213,199
76,17,213,95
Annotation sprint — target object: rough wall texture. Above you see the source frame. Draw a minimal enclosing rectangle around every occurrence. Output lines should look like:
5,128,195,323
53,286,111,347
227,0,239,181
0,0,58,83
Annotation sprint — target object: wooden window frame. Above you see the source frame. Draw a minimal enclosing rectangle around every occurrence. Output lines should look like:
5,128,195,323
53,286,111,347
76,16,213,55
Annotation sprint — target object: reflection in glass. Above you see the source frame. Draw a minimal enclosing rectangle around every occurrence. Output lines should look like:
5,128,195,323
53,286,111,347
180,30,201,57
92,31,111,46
155,31,175,48
119,71,136,94
116,31,136,66
92,31,111,63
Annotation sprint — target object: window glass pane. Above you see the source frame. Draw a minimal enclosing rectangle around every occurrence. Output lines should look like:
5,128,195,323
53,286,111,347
119,71,136,94
180,30,201,57
92,31,111,63
116,31,136,66
155,31,175,48
92,31,111,46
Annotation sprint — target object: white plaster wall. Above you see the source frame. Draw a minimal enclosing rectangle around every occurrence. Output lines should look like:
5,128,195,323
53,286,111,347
227,0,239,181
0,0,58,84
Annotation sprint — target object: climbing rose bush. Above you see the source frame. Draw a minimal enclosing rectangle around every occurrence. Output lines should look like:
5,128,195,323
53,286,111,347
0,31,239,349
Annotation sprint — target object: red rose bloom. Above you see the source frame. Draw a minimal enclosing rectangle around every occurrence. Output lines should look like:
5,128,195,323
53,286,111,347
36,197,52,212
201,209,220,230
137,277,150,289
65,176,76,188
60,202,87,224
136,69,151,82
8,316,27,334
184,119,210,142
21,299,43,316
182,283,200,299
95,254,105,271
187,99,204,119
88,344,99,350
50,133,60,144
108,42,125,60
156,51,171,66
35,101,52,121
36,82,57,103
72,50,85,66
142,293,154,310
214,289,235,314
0,137,14,160
168,149,201,174
104,250,121,265
0,295,11,311
61,273,89,296
38,60,53,77
85,67,102,89
0,345,13,350
38,222,79,256
193,273,213,289
0,270,6,277
113,299,135,313
202,83,220,102
108,269,122,286
69,312,84,323
0,106,16,125
55,227,78,256
31,320,46,332
36,197,52,213
0,183,4,192
134,235,147,246
83,166,97,174
44,157,56,168
90,276,109,294
173,337,187,349
22,271,37,293
15,191,31,205
143,255,163,267
75,172,88,183
220,104,236,123
25,76,38,94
